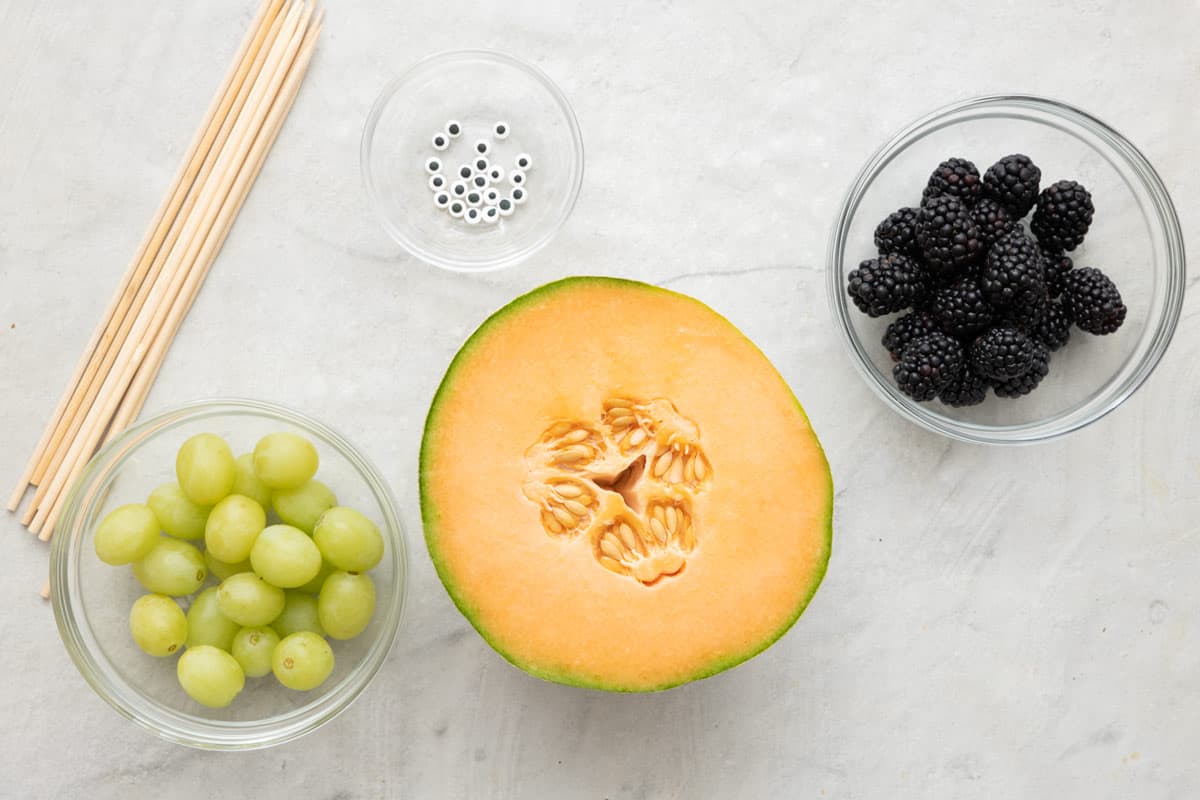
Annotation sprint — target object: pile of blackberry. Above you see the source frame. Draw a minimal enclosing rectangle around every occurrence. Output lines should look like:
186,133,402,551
848,154,1126,406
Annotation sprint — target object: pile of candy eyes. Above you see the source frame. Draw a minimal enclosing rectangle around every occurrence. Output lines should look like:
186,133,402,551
424,120,532,226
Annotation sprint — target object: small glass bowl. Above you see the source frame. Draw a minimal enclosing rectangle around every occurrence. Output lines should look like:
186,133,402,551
362,49,584,272
50,399,408,750
827,95,1186,445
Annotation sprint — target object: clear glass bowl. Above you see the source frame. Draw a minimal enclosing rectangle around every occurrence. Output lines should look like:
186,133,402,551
361,49,584,272
50,399,408,749
827,95,1186,444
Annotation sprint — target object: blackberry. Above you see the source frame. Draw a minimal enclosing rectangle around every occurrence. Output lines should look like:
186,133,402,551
931,276,994,339
993,343,1051,397
1030,180,1094,252
970,198,1015,249
981,230,1046,310
982,154,1042,217
937,364,990,407
922,158,982,206
1033,299,1073,351
969,326,1036,380
915,194,985,277
873,206,921,258
893,332,964,401
882,311,939,361
1062,267,1126,335
998,286,1047,333
1041,248,1073,298
846,254,928,317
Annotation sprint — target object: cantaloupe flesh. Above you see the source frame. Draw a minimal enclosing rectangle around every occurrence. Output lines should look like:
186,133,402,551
421,277,832,691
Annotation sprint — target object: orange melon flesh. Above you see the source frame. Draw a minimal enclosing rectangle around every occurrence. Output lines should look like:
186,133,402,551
420,277,832,691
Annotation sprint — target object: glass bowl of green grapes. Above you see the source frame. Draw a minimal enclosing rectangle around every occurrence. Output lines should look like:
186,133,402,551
50,399,408,749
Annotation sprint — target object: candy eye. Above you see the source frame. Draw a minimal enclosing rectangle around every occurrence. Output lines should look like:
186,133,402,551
484,188,501,204
493,121,510,140
464,207,482,225
514,153,532,170
458,164,473,180
432,133,449,151
497,197,514,217
433,192,450,209
466,191,483,207
428,174,446,191
488,166,504,183
472,174,488,189
474,139,491,156
446,120,462,138
473,157,489,172
450,181,468,198
483,206,500,224
509,170,526,187
511,187,527,205
448,201,465,218
425,158,441,174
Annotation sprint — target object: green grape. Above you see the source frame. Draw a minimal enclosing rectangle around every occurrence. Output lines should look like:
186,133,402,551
272,631,334,691
186,587,241,651
271,590,325,638
231,626,280,678
312,507,384,572
146,483,209,540
252,432,319,490
317,571,376,640
175,433,236,506
217,572,285,627
204,551,252,582
129,593,188,657
94,504,160,566
298,559,334,594
232,453,273,509
177,645,245,708
271,479,337,533
204,494,266,564
249,524,321,588
132,538,206,596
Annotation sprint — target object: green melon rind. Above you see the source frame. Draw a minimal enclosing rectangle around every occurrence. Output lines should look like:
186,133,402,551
419,276,834,692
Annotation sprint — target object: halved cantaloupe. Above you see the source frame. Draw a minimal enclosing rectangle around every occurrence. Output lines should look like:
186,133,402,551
420,277,832,691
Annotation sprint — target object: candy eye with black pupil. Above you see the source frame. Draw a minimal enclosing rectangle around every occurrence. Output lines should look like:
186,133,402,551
493,121,509,140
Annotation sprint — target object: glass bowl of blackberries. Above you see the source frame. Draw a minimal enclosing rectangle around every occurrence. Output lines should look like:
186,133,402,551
827,95,1185,444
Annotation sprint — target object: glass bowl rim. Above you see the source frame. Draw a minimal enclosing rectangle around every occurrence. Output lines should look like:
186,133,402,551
50,397,409,750
825,93,1186,445
360,48,585,273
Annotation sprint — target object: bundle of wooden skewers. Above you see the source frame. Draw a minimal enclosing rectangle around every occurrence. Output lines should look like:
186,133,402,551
8,0,323,559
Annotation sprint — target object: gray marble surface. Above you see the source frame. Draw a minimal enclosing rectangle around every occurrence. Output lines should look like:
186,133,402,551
2,1,1198,797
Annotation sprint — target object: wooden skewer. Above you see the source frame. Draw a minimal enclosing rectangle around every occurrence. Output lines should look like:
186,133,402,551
35,2,316,539
18,0,289,528
6,0,278,513
95,3,291,444
27,0,305,533
107,13,324,440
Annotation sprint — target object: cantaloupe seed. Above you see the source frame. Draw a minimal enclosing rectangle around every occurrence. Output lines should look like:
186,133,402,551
520,395,715,586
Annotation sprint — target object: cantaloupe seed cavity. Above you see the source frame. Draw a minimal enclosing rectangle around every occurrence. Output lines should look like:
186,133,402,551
521,396,711,586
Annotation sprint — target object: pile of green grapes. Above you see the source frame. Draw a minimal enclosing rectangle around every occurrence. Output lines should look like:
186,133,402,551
94,431,384,708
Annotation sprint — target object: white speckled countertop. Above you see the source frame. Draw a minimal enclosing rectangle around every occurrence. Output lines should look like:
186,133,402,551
1,1,1198,797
